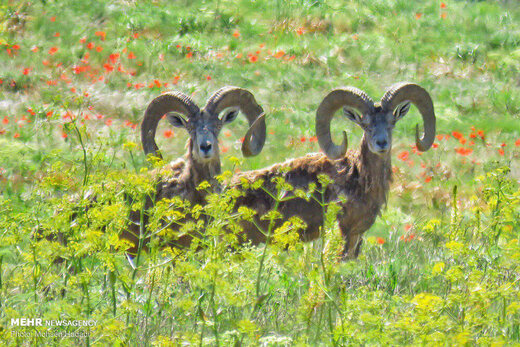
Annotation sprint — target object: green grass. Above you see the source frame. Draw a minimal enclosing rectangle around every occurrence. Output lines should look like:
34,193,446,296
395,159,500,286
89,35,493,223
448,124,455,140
1,0,520,345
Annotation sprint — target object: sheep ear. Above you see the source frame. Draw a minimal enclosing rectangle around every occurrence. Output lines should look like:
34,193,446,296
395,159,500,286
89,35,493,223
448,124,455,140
393,102,411,122
221,107,240,124
167,112,187,128
343,106,362,125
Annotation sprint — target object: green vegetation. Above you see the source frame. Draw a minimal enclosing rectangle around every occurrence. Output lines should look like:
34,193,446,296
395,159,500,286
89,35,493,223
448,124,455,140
1,0,519,345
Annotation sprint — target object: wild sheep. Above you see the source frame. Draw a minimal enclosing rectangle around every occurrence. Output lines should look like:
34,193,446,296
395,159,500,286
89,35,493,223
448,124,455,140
124,86,266,253
230,83,436,259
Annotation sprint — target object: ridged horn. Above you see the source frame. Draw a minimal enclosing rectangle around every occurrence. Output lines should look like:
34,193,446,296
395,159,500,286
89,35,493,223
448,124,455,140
204,86,266,157
316,87,374,159
141,92,199,158
380,82,436,152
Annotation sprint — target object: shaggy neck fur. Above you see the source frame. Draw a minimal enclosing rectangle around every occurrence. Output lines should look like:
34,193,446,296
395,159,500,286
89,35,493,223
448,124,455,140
353,134,392,206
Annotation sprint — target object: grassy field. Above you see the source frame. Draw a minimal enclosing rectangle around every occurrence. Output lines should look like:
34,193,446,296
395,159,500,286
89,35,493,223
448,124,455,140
1,0,520,345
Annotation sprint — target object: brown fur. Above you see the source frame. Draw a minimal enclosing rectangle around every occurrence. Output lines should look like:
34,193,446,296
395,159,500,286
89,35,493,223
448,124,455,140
230,134,391,258
124,139,221,254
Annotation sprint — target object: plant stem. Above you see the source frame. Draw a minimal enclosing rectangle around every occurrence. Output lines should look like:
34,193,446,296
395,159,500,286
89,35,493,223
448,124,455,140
71,121,89,187
255,199,279,299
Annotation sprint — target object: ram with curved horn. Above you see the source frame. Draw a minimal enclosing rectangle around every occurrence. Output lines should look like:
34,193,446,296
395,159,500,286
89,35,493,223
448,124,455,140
124,86,266,253
230,83,435,258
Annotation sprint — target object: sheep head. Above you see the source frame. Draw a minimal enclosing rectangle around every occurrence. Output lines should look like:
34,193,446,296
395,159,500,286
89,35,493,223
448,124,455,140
141,87,266,164
316,83,436,159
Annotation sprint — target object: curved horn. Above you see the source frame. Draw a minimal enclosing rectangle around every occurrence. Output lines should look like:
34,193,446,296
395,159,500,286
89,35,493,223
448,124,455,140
204,86,266,157
316,87,374,159
141,92,199,158
380,82,436,152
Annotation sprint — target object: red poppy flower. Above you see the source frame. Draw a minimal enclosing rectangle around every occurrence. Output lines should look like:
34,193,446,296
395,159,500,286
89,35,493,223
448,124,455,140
163,129,173,138
233,30,240,38
440,2,446,8
249,55,258,63
415,13,422,19
376,237,385,245
87,42,94,50
401,233,416,242
515,139,520,147
452,131,463,140
48,47,58,55
455,147,473,156
95,31,106,40
498,149,504,156
275,50,285,58
398,151,409,161
109,53,120,64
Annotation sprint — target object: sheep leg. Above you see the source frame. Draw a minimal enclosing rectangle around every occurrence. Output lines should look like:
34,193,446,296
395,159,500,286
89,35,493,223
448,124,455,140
339,222,363,259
